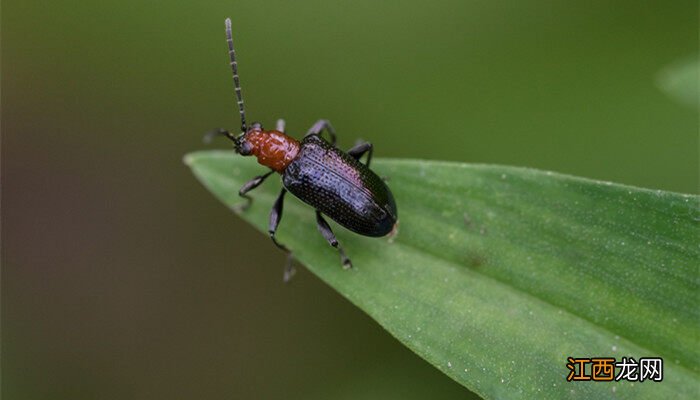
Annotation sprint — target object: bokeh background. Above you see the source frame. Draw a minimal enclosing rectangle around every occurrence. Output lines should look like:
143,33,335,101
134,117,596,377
3,1,697,399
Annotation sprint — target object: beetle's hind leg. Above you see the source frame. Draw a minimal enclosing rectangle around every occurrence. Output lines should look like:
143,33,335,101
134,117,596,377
234,170,275,212
347,141,373,167
269,188,295,281
305,119,337,146
315,211,352,269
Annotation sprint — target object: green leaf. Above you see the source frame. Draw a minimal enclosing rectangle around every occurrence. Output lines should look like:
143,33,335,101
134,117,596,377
185,151,699,399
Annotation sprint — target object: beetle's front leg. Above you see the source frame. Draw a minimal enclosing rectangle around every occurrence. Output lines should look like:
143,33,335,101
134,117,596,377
234,170,274,212
315,211,352,269
305,119,337,146
275,118,286,133
203,128,236,144
347,141,373,167
269,188,295,282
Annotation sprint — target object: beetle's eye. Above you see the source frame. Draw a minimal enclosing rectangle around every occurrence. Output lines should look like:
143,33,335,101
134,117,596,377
238,141,253,155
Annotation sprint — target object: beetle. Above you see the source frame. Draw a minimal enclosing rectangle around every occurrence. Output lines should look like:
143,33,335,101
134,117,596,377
208,18,398,281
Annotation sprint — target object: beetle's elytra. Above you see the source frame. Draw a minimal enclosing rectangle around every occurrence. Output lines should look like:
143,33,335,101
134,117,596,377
207,18,398,281
284,134,397,237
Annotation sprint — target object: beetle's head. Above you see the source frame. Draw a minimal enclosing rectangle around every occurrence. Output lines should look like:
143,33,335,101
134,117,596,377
236,122,263,155
204,122,264,156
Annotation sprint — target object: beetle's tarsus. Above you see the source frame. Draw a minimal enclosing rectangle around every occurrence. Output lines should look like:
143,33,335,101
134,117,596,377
204,128,235,144
340,250,353,270
282,254,296,282
315,211,353,270
275,118,286,133
233,202,249,213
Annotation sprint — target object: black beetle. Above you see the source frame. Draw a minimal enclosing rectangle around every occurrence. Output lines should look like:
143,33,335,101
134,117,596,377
207,18,398,280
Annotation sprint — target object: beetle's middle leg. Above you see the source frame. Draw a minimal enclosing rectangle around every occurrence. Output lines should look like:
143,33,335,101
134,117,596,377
269,188,295,281
305,119,337,146
347,142,373,167
235,170,274,212
315,211,352,269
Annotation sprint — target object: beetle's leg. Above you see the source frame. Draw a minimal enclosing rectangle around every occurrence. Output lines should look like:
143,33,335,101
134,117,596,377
269,188,295,282
315,211,352,269
305,119,337,146
234,170,275,212
203,128,237,144
347,141,373,167
275,118,286,133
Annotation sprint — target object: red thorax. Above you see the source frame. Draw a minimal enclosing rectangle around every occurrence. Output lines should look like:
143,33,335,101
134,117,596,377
244,129,300,173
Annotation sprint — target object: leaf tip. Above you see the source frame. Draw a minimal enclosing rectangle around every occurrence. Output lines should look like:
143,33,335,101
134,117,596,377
182,152,200,167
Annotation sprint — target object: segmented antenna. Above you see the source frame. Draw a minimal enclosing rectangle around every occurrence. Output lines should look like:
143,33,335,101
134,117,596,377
225,18,247,133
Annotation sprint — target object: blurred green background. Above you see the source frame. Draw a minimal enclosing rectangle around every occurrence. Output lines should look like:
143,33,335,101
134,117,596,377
2,0,697,399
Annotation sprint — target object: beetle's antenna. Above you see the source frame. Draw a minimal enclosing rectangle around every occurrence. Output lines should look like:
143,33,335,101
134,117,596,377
225,18,247,134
